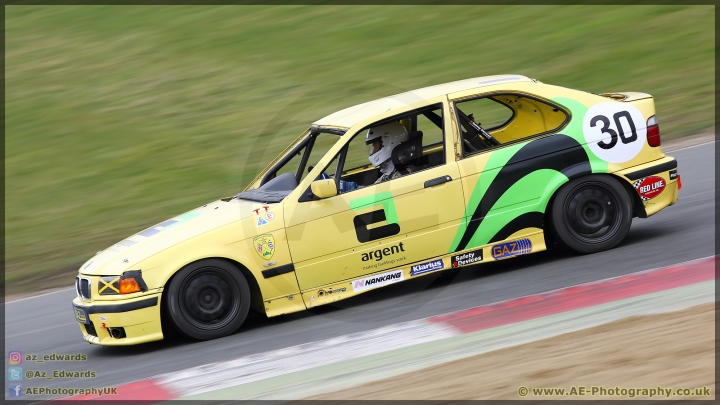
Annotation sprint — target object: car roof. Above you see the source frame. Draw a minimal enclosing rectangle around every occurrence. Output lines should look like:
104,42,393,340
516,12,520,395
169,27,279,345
312,74,535,129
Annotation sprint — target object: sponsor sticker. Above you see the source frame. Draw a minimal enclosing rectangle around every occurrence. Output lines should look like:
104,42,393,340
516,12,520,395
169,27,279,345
410,259,444,276
138,211,200,238
252,234,275,260
265,212,275,221
491,239,532,260
452,249,483,268
669,169,678,180
361,242,406,262
257,216,268,226
633,176,666,201
317,287,347,297
352,269,404,292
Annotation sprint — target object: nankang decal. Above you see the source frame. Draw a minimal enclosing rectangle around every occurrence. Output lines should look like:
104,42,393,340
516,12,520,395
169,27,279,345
410,259,444,276
451,249,483,268
352,270,404,292
492,239,532,260
138,211,200,238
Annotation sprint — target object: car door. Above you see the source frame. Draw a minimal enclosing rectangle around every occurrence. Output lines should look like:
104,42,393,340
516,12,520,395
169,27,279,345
284,100,465,292
446,90,574,255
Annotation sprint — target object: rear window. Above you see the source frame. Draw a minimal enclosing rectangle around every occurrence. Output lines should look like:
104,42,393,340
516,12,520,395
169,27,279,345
455,93,568,156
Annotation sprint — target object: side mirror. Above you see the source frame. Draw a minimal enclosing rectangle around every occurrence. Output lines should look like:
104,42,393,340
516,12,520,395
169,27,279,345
310,179,338,199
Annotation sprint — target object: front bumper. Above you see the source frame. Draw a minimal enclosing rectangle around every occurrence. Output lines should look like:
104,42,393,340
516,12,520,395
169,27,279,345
72,293,163,346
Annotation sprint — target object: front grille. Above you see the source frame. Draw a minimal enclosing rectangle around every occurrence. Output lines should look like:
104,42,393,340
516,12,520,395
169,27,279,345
84,322,97,337
76,276,91,300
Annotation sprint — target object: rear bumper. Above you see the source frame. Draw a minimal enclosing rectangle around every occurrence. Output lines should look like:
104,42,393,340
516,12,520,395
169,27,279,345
72,293,163,346
616,156,679,217
622,157,677,181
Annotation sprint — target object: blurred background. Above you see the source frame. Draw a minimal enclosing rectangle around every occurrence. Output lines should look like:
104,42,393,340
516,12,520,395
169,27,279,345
5,5,714,295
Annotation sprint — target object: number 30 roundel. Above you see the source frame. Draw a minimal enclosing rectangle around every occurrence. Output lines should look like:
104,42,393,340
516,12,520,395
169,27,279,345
582,102,647,164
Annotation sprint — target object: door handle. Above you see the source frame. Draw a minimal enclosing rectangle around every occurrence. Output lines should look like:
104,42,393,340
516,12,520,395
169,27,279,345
424,175,452,188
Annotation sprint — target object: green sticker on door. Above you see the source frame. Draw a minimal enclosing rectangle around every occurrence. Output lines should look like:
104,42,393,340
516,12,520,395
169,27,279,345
349,192,400,243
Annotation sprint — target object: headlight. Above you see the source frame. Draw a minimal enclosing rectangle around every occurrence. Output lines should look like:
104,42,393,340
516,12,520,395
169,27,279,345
119,270,148,294
98,270,148,295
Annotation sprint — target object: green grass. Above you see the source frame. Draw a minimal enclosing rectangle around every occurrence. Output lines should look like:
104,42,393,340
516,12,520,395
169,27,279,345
5,5,714,294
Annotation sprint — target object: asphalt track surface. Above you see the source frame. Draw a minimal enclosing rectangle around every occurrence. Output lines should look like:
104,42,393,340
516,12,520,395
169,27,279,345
4,143,715,400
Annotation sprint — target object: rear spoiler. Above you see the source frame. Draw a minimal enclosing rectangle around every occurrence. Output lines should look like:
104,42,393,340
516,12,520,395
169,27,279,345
598,92,652,102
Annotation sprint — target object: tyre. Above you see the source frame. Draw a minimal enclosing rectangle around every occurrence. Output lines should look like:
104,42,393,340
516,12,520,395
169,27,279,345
549,175,632,254
165,259,251,340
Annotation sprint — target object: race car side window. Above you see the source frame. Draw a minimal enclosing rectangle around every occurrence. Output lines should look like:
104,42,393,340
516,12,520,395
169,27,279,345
456,93,569,157
256,128,344,190
311,104,446,196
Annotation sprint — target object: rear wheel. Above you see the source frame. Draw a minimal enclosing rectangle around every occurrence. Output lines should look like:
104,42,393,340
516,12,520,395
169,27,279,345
166,259,251,340
550,176,632,254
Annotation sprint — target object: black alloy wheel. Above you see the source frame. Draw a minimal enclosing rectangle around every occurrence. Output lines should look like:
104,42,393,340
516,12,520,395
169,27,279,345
166,259,250,340
550,176,632,254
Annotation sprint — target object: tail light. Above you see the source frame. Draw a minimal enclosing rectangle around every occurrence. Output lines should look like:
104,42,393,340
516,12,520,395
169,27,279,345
647,115,661,147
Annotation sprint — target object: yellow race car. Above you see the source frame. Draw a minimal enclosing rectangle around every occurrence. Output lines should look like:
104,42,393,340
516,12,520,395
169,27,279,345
72,75,679,345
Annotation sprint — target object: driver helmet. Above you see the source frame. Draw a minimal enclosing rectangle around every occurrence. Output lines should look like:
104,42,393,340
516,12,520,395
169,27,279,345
366,122,408,168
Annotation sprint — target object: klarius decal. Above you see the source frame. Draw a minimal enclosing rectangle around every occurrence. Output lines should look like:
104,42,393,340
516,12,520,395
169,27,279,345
410,259,444,276
633,176,666,201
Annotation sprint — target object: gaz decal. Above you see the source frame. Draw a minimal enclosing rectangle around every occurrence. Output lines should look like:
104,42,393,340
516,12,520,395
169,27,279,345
634,176,666,201
491,238,532,260
583,103,647,163
252,234,276,260
349,192,400,243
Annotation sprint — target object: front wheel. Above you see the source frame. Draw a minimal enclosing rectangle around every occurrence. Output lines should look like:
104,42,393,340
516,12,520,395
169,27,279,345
166,259,251,340
549,176,633,254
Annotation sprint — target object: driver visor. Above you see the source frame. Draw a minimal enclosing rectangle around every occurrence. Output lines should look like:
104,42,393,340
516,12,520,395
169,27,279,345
367,139,383,156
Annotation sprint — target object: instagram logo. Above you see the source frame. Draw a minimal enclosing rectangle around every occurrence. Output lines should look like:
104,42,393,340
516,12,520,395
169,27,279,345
8,351,22,364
